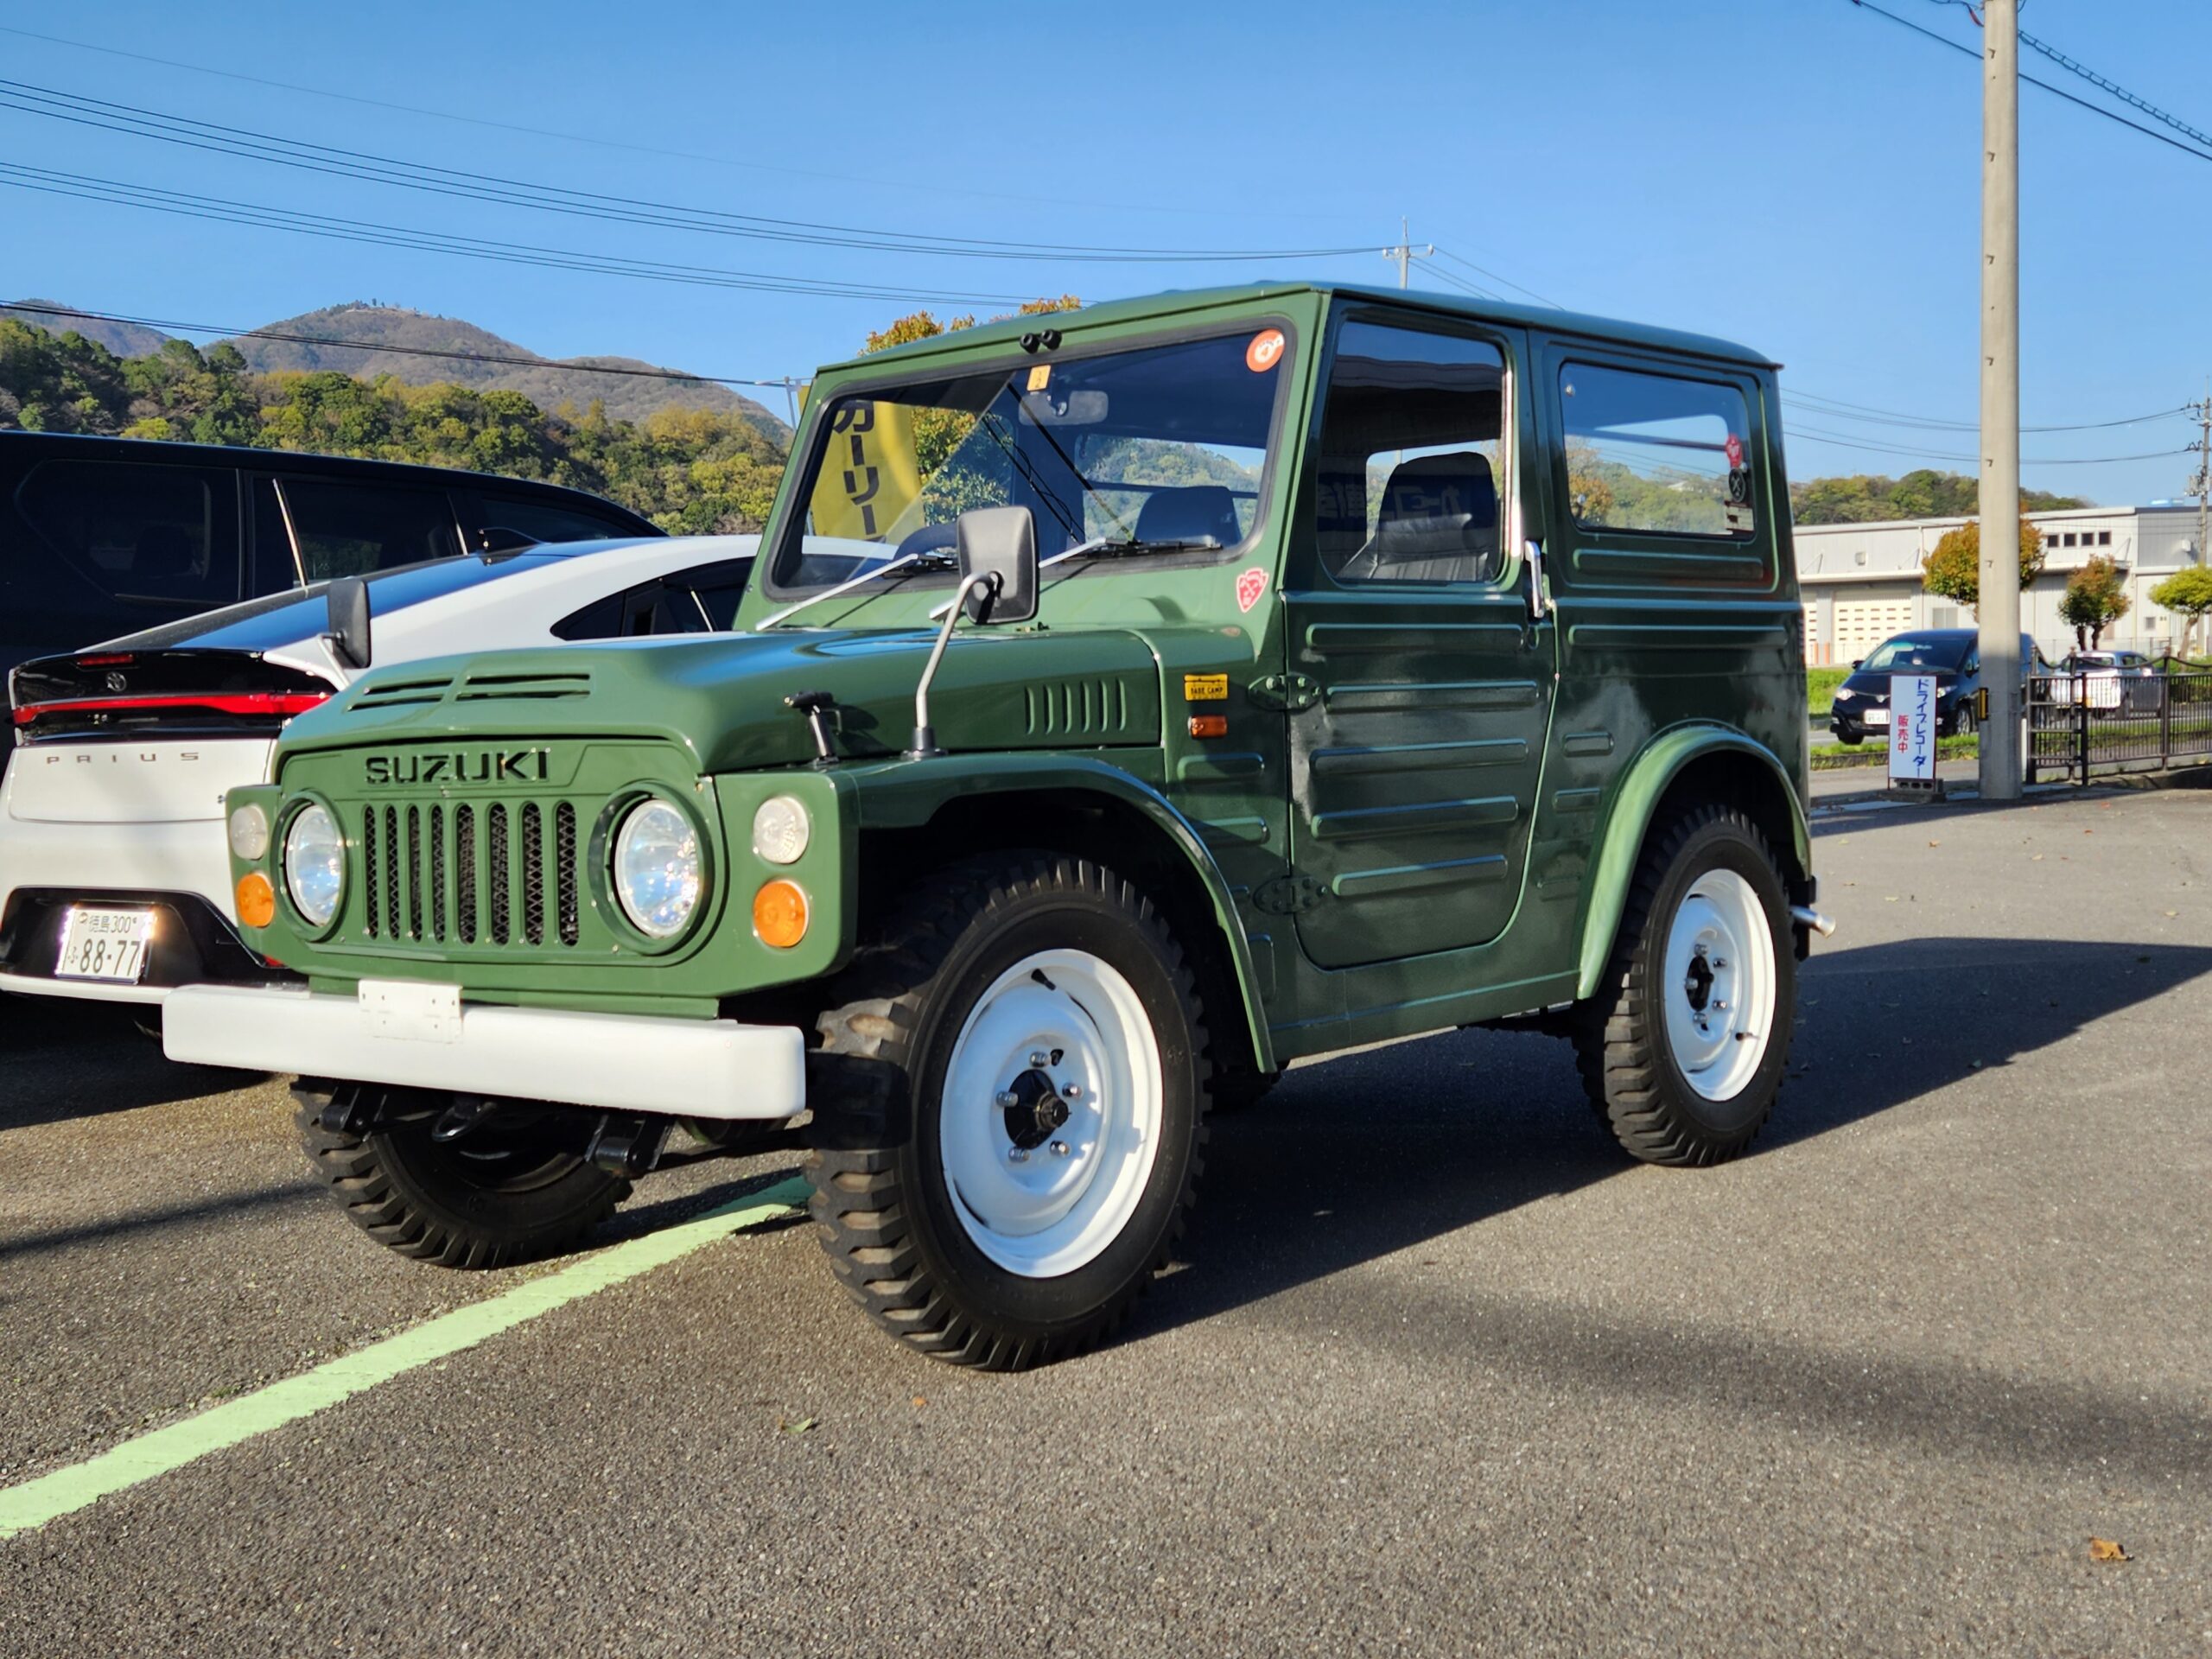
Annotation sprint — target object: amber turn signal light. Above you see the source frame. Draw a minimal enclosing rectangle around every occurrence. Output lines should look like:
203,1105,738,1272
1187,714,1228,739
235,871,276,929
753,879,809,948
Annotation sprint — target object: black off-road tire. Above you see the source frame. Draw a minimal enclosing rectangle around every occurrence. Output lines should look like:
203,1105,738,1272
295,1083,629,1268
1571,803,1796,1166
805,854,1211,1370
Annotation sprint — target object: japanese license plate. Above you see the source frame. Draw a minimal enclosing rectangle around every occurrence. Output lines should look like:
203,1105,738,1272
54,906,156,982
1864,708,1891,728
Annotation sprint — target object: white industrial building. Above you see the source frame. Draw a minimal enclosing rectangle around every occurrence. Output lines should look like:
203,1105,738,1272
1795,505,2200,664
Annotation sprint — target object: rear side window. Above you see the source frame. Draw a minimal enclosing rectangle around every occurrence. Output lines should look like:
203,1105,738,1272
17,459,239,606
476,495,647,546
279,480,459,578
1560,363,1754,538
552,557,754,639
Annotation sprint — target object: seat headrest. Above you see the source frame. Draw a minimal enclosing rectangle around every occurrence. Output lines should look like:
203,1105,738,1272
1375,452,1496,542
1134,485,1241,547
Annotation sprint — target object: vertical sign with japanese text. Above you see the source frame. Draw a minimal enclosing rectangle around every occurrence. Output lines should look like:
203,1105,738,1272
1889,673,1937,783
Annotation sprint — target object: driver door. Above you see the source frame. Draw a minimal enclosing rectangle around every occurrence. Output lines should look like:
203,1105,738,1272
1283,308,1556,969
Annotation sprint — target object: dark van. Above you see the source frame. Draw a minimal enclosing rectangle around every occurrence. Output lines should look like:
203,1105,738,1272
0,432,660,683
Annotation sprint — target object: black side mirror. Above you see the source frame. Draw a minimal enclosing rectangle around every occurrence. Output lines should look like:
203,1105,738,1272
327,575,372,670
1850,658,1863,670
955,506,1039,626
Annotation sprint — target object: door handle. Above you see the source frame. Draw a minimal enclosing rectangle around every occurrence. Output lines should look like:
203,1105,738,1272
1524,538,1547,620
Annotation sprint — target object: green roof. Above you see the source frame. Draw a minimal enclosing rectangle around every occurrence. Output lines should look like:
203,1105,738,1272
819,281,1777,375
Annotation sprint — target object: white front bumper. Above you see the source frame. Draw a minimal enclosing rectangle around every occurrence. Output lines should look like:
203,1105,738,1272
161,984,808,1121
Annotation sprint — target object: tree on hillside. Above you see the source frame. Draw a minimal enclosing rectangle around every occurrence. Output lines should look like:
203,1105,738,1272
1922,518,2046,615
1789,468,2088,525
2148,566,2212,658
2059,553,2131,651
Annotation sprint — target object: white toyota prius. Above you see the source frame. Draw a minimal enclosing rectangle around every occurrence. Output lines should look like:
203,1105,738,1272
1,535,755,1010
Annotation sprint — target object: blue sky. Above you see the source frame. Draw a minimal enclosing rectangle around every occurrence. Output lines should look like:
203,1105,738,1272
4,1,2207,504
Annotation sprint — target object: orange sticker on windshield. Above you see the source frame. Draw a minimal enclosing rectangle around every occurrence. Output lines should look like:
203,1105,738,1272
1245,328,1286,373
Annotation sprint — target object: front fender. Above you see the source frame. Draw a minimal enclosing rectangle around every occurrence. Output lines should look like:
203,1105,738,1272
1574,726,1811,1000
842,752,1274,1076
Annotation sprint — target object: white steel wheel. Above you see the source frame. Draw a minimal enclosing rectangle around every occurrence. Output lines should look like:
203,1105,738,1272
938,948,1164,1278
1662,868,1777,1103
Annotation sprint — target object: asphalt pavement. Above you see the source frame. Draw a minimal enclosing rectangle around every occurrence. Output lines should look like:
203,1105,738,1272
2,788,2208,1656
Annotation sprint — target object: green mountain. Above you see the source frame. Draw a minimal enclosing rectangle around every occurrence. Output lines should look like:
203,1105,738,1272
231,303,785,436
0,299,172,359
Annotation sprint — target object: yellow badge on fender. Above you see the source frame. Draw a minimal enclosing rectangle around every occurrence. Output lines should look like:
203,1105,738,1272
1183,674,1229,702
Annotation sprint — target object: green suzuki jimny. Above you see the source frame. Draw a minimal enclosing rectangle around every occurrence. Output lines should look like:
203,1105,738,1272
169,283,1830,1370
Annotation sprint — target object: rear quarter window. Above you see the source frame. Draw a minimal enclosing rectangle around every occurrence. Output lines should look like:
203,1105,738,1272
17,458,241,607
1560,363,1754,539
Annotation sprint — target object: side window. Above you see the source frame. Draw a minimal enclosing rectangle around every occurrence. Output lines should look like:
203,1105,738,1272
551,560,753,640
1313,321,1506,586
1559,363,1755,538
17,460,239,607
476,495,645,546
278,480,460,579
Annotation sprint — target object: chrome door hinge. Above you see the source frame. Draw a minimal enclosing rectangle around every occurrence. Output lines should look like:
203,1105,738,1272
1252,872,1327,914
1247,672,1320,713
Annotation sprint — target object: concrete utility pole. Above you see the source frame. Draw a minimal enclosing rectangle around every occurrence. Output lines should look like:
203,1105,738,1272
1381,217,1434,290
2189,390,2211,571
1978,0,2023,798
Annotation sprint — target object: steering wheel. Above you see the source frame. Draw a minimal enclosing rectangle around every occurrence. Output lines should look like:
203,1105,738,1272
893,523,958,561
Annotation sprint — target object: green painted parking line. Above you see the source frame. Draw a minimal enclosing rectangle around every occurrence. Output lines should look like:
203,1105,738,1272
0,1175,811,1542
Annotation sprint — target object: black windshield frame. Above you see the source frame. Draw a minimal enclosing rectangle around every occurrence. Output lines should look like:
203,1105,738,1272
760,315,1299,601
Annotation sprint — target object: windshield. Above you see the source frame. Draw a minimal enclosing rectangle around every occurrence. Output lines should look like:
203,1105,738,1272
769,326,1289,592
1859,637,1967,674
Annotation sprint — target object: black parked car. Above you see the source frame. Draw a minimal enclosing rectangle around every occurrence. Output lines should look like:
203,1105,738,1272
0,432,659,685
1827,628,2053,745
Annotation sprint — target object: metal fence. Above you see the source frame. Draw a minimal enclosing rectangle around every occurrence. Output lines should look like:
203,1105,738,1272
2026,667,2212,784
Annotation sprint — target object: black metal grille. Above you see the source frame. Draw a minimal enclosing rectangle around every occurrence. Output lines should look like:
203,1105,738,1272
487,805,511,944
520,804,544,945
2028,668,2212,784
556,803,579,946
353,793,584,950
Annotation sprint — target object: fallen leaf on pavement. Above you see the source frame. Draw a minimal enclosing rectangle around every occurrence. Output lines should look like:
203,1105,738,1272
2088,1537,2129,1562
779,1415,817,1435
912,1396,927,1408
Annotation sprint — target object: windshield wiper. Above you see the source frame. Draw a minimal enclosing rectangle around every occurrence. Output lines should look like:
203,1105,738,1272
754,547,958,631
1068,535,1222,559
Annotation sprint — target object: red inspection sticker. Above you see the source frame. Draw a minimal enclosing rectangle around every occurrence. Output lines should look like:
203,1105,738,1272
1245,328,1286,373
1724,432,1745,469
1236,567,1268,613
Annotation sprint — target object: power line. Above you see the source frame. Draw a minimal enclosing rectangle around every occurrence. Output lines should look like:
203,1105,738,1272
0,163,1031,306
0,77,1378,264
1786,389,2187,434
1785,422,2188,466
1905,0,2212,153
1846,1,2212,164
0,22,1361,225
0,300,795,392
1431,247,1564,308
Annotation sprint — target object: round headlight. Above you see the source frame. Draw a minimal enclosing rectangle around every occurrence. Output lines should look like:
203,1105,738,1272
751,795,810,866
283,803,345,928
228,803,270,861
613,798,702,939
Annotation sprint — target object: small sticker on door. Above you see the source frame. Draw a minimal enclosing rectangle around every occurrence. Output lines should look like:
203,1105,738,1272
1235,567,1268,613
1183,673,1229,702
1244,329,1286,373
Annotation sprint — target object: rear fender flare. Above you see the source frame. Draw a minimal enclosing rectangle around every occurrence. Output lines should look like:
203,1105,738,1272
1574,727,1810,1000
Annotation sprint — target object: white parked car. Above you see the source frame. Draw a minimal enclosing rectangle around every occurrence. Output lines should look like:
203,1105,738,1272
2049,649,2158,711
1,535,754,1008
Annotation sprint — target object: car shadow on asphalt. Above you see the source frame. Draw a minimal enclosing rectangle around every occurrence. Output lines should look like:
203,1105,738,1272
1155,937,2212,1328
1130,936,2212,1485
0,998,267,1131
